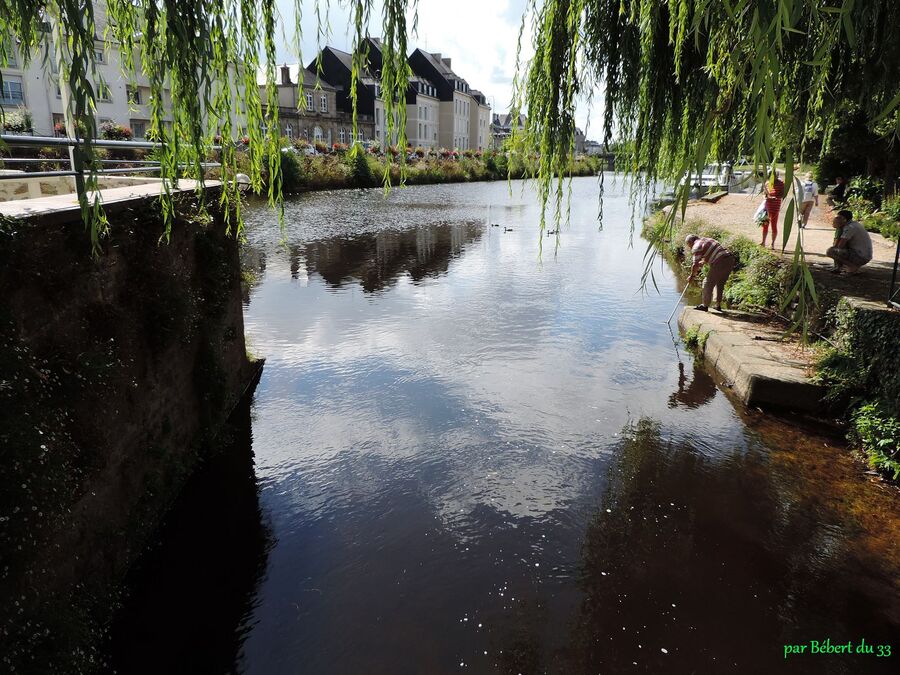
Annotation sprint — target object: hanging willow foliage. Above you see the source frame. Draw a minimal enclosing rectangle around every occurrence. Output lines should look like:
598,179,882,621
0,0,416,248
514,0,900,334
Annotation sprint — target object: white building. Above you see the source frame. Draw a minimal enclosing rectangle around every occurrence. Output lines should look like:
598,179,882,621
1,4,245,139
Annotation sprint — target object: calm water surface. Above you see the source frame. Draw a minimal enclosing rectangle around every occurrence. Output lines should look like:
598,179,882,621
109,177,899,674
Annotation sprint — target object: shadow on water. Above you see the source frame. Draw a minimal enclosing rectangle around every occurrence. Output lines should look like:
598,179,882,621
105,395,272,675
556,418,899,675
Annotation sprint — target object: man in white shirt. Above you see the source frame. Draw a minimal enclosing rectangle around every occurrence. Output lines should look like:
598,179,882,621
799,178,818,228
826,210,873,273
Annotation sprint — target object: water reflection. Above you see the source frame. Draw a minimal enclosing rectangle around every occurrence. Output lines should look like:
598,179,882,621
667,361,717,409
289,222,483,292
566,418,897,674
109,178,900,674
107,394,272,674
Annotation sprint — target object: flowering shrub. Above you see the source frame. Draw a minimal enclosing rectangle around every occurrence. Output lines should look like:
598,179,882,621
414,146,425,158
332,142,348,153
439,147,450,159
241,136,250,145
100,121,133,140
314,141,328,154
451,150,460,159
463,149,475,158
2,109,33,133
54,122,66,136
387,144,400,157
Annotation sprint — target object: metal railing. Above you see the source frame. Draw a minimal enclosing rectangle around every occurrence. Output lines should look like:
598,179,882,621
0,133,221,179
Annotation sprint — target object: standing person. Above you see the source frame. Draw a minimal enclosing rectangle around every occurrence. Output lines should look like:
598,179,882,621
685,234,736,312
763,169,785,249
754,199,770,245
799,177,818,227
826,209,873,273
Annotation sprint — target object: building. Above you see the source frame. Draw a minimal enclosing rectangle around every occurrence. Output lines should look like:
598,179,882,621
253,38,491,151
409,49,485,150
490,112,527,149
314,46,378,142
574,127,586,154
358,37,441,149
258,64,371,145
469,90,492,151
584,140,604,155
1,3,246,139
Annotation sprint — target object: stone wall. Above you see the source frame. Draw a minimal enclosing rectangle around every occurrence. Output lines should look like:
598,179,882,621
0,195,259,672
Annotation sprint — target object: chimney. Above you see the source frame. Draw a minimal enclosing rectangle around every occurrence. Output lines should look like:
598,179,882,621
280,65,291,86
442,58,452,69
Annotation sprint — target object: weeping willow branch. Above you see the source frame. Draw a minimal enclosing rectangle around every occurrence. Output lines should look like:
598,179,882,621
518,0,900,331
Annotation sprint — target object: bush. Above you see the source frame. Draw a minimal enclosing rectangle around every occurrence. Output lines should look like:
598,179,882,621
846,175,884,208
100,121,133,141
852,402,900,479
279,149,304,192
348,148,376,188
2,109,33,133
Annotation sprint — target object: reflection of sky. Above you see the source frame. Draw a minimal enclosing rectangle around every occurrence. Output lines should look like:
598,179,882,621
234,178,806,673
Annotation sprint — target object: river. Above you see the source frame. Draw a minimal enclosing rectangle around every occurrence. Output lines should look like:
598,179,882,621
107,177,899,674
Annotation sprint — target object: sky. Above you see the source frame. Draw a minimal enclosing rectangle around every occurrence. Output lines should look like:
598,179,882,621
273,0,603,140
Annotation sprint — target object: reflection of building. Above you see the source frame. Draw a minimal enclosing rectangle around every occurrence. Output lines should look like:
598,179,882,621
300,222,483,293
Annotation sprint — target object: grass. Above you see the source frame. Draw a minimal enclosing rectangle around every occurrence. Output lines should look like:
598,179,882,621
682,325,710,354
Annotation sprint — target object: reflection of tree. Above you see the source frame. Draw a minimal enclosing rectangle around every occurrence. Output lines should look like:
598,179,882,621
563,418,897,674
302,222,483,292
107,394,273,673
667,361,717,409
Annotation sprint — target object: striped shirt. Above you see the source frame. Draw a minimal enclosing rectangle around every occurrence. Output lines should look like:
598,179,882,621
692,237,731,265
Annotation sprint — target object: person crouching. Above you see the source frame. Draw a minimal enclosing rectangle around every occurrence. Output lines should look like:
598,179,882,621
826,209,873,274
685,234,736,312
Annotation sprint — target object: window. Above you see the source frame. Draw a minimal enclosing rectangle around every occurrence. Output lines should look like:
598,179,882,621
97,83,112,102
94,44,105,64
418,122,422,138
320,94,327,112
2,43,16,68
127,86,141,105
1,76,24,104
285,123,293,139
314,126,323,142
305,92,313,111
339,127,345,144
55,81,61,98
131,120,146,138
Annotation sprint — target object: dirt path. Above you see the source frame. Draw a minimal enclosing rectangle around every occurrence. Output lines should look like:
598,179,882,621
674,191,898,304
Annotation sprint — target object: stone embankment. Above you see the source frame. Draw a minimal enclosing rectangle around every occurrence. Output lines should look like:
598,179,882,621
678,308,826,411
0,185,260,672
